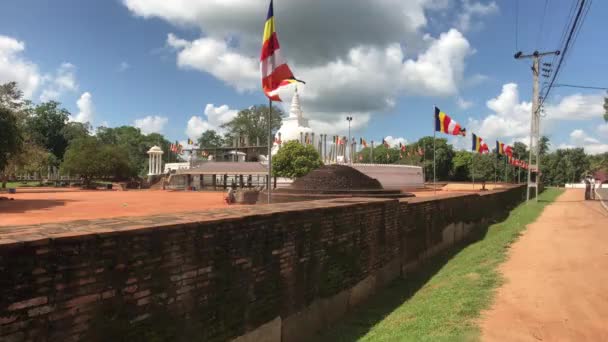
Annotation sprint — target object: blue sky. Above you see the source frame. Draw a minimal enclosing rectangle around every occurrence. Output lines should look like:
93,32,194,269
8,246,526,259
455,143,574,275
1,0,606,153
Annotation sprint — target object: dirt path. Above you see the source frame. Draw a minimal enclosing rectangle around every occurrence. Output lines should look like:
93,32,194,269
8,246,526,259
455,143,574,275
481,189,608,341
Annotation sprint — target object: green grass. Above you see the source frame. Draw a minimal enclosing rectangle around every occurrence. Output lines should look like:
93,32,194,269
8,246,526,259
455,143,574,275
2,181,43,188
317,188,564,342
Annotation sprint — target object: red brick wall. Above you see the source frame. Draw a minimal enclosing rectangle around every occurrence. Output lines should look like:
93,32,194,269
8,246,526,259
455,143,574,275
0,186,526,341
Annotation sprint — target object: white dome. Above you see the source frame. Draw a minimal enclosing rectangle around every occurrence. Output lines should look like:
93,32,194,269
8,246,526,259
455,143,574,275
147,145,164,154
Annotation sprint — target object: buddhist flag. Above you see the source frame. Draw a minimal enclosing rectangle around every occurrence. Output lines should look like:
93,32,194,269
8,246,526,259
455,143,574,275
382,138,389,148
187,138,194,145
360,138,368,148
472,134,489,154
435,107,466,136
260,0,302,101
496,140,513,156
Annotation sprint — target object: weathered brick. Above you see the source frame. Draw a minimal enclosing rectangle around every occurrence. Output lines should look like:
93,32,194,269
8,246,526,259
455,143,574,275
7,296,47,311
28,305,53,317
0,186,527,341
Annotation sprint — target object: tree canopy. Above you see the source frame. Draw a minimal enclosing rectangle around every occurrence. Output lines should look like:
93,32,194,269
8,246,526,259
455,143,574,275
272,140,323,178
221,105,283,146
61,137,131,187
198,130,225,148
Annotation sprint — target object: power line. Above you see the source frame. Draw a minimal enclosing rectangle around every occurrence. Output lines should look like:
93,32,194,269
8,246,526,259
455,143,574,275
538,0,590,112
536,0,550,47
553,83,607,90
514,0,519,51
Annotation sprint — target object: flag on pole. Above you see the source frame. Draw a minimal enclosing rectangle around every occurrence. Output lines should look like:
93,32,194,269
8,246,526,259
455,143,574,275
260,0,303,101
496,140,513,156
472,134,489,154
382,138,389,148
418,146,424,156
187,138,194,145
400,143,406,152
360,138,368,148
435,107,466,136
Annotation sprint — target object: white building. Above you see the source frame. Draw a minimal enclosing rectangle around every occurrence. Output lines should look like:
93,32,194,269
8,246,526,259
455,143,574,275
272,87,313,155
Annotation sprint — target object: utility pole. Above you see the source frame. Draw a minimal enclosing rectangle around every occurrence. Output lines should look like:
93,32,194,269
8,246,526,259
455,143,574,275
514,50,559,202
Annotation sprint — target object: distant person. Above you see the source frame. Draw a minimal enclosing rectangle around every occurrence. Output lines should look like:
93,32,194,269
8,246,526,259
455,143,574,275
225,187,236,204
591,178,596,200
584,177,591,200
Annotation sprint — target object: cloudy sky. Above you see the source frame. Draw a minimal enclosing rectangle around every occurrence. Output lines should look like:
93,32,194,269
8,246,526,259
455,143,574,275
1,0,607,153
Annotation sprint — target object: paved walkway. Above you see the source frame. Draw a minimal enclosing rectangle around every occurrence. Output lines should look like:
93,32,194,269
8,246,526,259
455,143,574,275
481,189,608,341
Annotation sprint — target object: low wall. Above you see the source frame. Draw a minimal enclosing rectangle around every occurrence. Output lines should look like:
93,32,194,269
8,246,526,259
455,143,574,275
0,186,526,342
352,164,424,189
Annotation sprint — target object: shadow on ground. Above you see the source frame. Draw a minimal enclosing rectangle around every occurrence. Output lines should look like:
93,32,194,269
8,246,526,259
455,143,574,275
315,217,498,341
0,198,69,214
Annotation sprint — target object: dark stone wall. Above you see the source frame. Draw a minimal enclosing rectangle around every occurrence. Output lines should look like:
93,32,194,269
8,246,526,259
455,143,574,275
0,186,526,342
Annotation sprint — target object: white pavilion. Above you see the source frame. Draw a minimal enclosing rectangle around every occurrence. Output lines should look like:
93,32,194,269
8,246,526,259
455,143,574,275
147,146,164,176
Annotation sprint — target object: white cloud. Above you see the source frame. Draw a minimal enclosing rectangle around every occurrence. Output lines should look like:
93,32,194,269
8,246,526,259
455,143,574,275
69,92,95,124
118,61,130,72
545,93,605,120
125,1,483,130
466,83,606,150
125,0,448,66
457,96,473,109
383,136,408,147
0,35,41,98
134,115,168,134
39,63,78,102
185,103,239,139
456,0,499,32
467,83,531,146
167,34,259,92
565,129,608,155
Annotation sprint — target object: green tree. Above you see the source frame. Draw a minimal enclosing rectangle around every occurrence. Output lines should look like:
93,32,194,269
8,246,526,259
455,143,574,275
62,122,91,141
588,152,608,174
222,105,283,146
418,136,454,181
26,101,71,160
470,153,496,184
0,106,23,180
0,82,29,187
272,140,323,178
542,148,589,186
198,130,224,148
539,136,550,157
61,137,131,187
451,150,472,181
96,126,171,177
0,82,25,111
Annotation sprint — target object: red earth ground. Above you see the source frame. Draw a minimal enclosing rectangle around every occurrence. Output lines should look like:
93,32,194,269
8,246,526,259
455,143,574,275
1,186,493,227
0,188,227,227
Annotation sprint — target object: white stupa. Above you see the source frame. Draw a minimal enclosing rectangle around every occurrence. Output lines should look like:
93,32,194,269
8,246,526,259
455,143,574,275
272,87,313,155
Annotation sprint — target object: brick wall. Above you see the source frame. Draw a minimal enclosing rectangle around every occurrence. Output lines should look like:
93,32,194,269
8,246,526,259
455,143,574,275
0,186,526,342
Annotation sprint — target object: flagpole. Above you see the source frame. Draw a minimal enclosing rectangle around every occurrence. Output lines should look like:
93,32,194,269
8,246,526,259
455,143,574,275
494,152,497,189
504,156,508,183
472,153,476,190
267,98,272,204
433,106,437,196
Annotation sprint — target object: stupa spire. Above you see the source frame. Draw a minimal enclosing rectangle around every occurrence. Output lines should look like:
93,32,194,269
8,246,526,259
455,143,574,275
289,86,302,120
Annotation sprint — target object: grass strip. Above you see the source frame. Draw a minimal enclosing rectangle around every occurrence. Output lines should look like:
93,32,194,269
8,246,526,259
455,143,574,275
318,188,564,342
